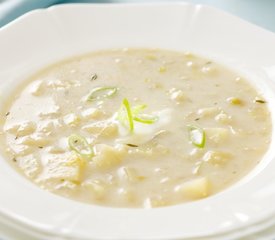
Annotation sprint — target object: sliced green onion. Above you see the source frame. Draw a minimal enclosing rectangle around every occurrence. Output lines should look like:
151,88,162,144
134,114,159,124
87,87,118,101
123,98,134,132
187,125,205,148
68,134,94,158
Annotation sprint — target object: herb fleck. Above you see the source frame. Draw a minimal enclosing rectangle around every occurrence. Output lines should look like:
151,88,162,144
12,157,17,162
14,136,18,140
126,143,139,147
38,146,43,149
5,112,10,117
194,118,200,121
91,74,98,81
255,99,266,104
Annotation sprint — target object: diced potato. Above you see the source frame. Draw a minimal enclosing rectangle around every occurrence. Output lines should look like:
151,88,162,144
38,105,60,118
54,180,78,193
203,150,232,165
174,177,210,199
215,112,232,124
197,107,220,118
5,121,36,137
169,89,185,103
118,167,145,183
117,188,135,202
18,154,41,178
144,196,168,208
82,180,106,200
4,123,20,134
29,80,44,96
65,153,86,168
17,121,37,137
44,153,84,182
82,121,118,138
12,144,33,156
81,108,105,120
20,133,50,147
205,127,229,144
154,144,170,155
63,113,80,127
93,144,124,170
47,146,65,154
37,121,55,135
47,79,71,90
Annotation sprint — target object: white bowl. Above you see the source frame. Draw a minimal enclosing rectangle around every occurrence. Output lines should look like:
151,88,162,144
1,3,275,240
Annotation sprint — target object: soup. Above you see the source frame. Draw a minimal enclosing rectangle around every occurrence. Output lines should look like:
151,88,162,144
0,49,271,208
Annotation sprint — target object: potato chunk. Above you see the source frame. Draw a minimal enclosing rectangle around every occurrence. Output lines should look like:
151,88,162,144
203,150,232,165
205,127,229,144
43,153,85,182
93,144,125,170
18,154,41,179
82,121,118,138
197,107,220,118
5,121,36,137
175,177,210,199
81,108,105,120
82,180,107,200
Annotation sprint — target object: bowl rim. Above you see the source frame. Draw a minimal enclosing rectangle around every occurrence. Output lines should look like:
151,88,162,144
1,2,275,240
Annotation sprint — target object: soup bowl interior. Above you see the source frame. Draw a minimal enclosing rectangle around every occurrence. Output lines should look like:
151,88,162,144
1,3,275,240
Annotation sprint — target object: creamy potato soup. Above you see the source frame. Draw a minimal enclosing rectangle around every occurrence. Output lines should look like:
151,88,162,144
0,49,271,208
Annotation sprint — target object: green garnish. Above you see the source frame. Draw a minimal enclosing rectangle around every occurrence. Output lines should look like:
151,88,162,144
187,125,205,148
117,100,159,132
132,104,158,124
118,98,134,132
87,87,118,101
68,134,94,158
254,98,266,104
134,114,159,124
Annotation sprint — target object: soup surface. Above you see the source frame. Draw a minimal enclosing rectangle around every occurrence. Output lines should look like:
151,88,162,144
0,49,271,208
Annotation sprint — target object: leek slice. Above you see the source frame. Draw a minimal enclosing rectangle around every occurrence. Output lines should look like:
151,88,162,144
87,87,117,101
117,98,134,132
68,134,94,159
188,125,205,148
134,114,159,124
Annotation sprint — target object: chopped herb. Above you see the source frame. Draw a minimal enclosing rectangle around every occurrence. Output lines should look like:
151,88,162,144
255,99,266,104
14,136,18,140
68,134,94,159
206,61,212,65
195,118,200,121
38,146,43,149
91,73,98,81
87,86,118,101
12,157,17,162
187,125,206,148
5,112,10,117
126,143,139,147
